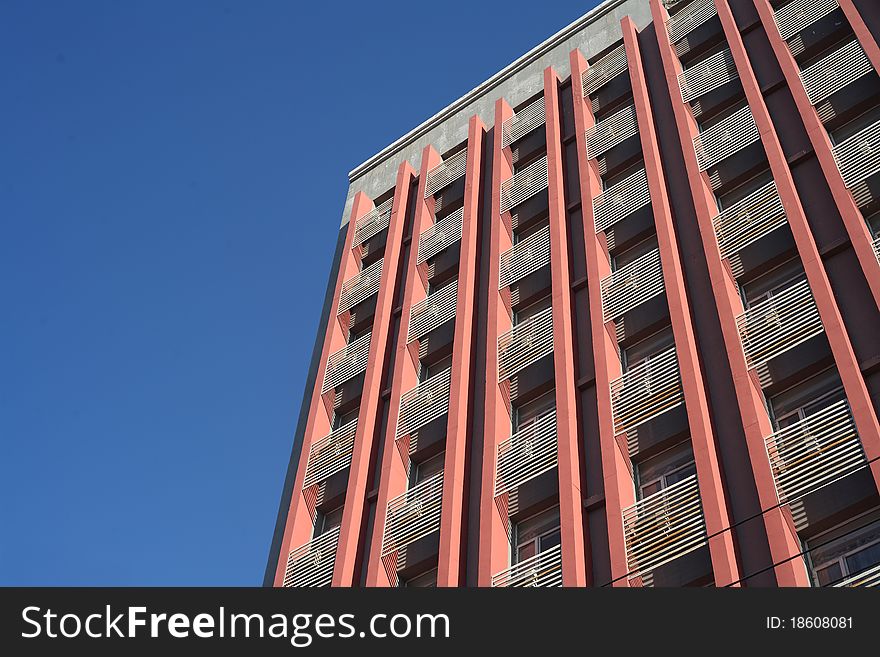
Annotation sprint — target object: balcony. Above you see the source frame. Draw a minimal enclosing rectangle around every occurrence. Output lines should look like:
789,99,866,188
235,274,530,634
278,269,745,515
832,118,880,190
417,207,463,265
874,236,880,264
712,180,787,268
381,471,444,558
623,474,708,579
500,156,549,215
585,104,639,161
600,248,665,323
321,332,371,394
352,197,393,249
679,48,738,105
282,526,340,587
611,347,684,436
800,40,873,107
499,225,551,290
498,307,554,382
495,409,558,496
666,0,718,45
302,418,358,489
502,96,546,149
693,105,761,173
774,0,840,42
833,563,880,587
736,279,823,372
396,367,452,440
425,148,468,199
491,544,563,587
338,258,383,315
407,281,458,344
582,43,628,98
593,168,652,234
766,399,867,504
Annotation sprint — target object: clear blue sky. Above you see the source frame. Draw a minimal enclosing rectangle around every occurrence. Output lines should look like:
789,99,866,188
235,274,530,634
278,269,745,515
0,0,600,585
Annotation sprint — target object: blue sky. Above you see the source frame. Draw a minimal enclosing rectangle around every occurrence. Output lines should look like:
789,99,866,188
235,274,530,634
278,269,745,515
0,0,600,585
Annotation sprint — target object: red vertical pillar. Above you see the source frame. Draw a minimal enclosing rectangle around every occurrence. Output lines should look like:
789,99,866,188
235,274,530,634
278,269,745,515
568,49,635,586
622,16,741,587
363,149,439,587
751,0,880,310
839,0,880,72
436,116,486,587
477,98,516,586
715,0,880,499
545,67,589,587
332,162,416,586
650,0,809,586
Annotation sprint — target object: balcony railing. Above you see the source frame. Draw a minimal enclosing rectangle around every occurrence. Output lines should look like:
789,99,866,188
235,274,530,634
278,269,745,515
407,280,458,344
774,0,839,42
352,197,393,248
679,48,739,104
491,544,563,587
611,347,684,435
303,418,358,489
693,105,760,172
593,168,652,234
582,43,628,97
874,236,880,263
417,207,463,265
712,180,787,262
396,367,452,439
800,39,873,107
499,225,551,289
381,471,444,557
338,258,383,315
494,409,558,496
502,96,546,149
832,118,880,189
623,474,708,578
586,104,639,160
736,279,823,371
500,156,549,214
425,148,468,198
282,526,340,587
666,0,718,44
600,248,665,322
321,332,371,394
833,563,880,587
766,399,866,504
498,307,554,382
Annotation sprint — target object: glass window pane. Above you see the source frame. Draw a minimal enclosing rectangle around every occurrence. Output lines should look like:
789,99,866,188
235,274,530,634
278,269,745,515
815,563,843,587
845,542,880,576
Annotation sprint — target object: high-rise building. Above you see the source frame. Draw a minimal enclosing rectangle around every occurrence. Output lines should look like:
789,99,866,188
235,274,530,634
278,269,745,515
266,0,880,588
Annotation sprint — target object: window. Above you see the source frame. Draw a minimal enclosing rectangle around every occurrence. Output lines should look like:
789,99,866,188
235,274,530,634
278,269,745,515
865,210,880,239
403,568,438,588
332,409,359,431
716,169,773,212
513,390,555,433
419,354,452,383
513,506,561,563
829,105,880,145
621,326,674,372
512,295,551,326
807,511,880,586
769,369,845,431
635,441,696,500
313,505,344,538
611,235,658,271
739,258,804,308
409,451,445,487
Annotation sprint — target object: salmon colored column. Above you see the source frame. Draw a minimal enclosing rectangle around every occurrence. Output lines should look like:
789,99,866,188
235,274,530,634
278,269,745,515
622,16,741,587
569,48,634,587
839,0,880,72
436,116,486,587
751,0,880,310
716,0,880,498
331,162,416,586
477,98,517,586
364,147,443,587
650,0,808,586
545,67,589,587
